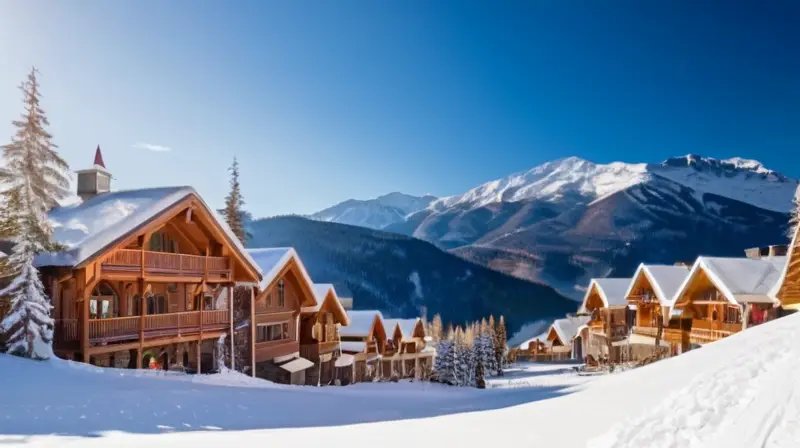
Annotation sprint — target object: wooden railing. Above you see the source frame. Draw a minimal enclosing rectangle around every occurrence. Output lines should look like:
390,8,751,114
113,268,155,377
84,309,230,343
633,324,735,345
54,319,79,345
102,249,230,278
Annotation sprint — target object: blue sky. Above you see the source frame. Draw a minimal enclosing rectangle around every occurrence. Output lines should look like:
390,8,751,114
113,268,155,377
1,1,798,217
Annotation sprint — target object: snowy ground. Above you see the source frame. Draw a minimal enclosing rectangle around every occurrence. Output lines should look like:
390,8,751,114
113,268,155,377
5,314,800,447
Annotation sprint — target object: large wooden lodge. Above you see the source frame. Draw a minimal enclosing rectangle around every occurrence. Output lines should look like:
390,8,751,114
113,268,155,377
0,147,435,386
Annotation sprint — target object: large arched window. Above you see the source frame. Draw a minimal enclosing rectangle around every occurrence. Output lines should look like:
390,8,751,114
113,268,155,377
90,282,119,319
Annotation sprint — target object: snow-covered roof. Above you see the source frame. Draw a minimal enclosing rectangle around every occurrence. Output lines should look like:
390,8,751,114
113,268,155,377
340,310,384,338
519,331,550,350
279,357,314,373
35,186,261,276
334,353,355,367
246,248,315,301
383,318,422,341
580,278,632,311
340,341,367,353
301,283,351,326
625,263,691,306
549,316,590,345
675,256,786,307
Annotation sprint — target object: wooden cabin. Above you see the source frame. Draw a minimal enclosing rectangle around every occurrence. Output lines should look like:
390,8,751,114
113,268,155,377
577,278,633,364
769,222,800,310
382,318,433,379
299,283,350,386
246,247,319,385
533,316,589,361
625,264,689,357
26,148,262,373
339,310,387,383
671,256,785,351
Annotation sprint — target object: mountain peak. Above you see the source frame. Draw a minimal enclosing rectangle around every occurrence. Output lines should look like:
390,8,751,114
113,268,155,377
661,154,787,181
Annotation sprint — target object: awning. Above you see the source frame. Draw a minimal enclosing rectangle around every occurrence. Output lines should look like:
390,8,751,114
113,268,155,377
279,357,314,373
335,354,354,367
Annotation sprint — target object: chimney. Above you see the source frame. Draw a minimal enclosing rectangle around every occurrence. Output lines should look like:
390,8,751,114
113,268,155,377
76,145,111,201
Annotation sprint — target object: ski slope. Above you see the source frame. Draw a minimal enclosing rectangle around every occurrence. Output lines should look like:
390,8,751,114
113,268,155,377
4,313,800,447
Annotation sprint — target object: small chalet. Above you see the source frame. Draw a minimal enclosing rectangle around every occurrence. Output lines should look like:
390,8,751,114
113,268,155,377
671,255,785,350
625,264,689,357
382,318,433,379
339,310,387,383
246,247,319,385
32,147,263,373
770,224,800,309
299,283,350,386
538,315,589,361
576,278,632,363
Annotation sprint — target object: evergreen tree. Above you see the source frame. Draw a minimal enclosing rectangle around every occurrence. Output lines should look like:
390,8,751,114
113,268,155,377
494,315,508,375
789,186,800,239
0,189,22,278
429,314,443,343
475,358,486,389
220,157,247,244
0,68,67,360
433,338,457,385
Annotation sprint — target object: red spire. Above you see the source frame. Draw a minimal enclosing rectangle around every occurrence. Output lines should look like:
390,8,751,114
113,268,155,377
93,145,106,168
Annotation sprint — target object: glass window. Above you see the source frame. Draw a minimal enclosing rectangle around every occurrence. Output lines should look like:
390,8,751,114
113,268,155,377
278,280,285,307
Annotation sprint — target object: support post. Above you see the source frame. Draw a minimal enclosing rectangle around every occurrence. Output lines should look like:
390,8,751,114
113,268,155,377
229,284,235,371
136,347,142,369
138,278,146,368
250,286,256,377
196,340,202,374
742,303,750,331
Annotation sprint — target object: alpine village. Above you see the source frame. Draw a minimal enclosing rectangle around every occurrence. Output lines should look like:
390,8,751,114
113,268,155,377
3,69,800,392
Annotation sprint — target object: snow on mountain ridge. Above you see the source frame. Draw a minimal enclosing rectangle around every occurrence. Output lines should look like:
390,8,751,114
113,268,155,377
309,192,437,229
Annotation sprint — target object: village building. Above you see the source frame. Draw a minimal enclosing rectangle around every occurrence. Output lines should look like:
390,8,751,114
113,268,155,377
31,148,263,373
769,231,800,310
246,247,320,385
382,318,434,379
299,283,350,386
339,310,387,383
575,278,632,364
625,263,690,357
671,255,785,351
534,315,589,361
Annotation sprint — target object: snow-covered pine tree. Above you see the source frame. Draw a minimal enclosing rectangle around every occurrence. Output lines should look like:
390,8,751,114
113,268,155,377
475,358,486,389
219,157,247,244
0,189,22,279
433,338,456,385
0,68,69,360
494,315,508,374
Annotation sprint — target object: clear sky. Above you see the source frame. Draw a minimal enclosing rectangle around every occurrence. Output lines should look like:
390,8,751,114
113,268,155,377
1,1,798,217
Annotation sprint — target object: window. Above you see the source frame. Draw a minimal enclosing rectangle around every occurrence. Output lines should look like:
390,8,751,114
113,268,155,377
256,322,290,342
90,282,118,319
724,306,741,324
147,295,166,315
266,292,272,307
149,232,178,253
277,280,285,307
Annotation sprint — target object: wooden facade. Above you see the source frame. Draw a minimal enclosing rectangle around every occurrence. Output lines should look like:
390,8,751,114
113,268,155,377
340,312,387,383
382,318,433,380
299,285,349,386
625,266,687,358
252,256,318,385
772,227,800,309
44,193,261,373
578,280,632,364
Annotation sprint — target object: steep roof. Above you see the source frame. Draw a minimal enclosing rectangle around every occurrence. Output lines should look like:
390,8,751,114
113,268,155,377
550,315,590,345
93,145,106,168
302,283,350,326
519,331,550,350
625,264,691,306
246,247,315,293
383,318,422,341
340,310,384,338
675,256,786,307
35,186,260,278
580,278,631,311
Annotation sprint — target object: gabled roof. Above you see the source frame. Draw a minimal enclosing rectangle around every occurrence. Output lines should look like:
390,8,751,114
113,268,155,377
302,283,350,326
549,315,590,345
625,263,691,306
35,186,261,278
519,331,550,350
674,256,786,307
383,318,422,341
579,278,632,311
340,310,384,338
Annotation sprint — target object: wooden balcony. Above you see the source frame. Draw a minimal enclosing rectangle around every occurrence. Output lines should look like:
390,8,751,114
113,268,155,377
633,321,737,345
101,249,231,281
55,310,229,347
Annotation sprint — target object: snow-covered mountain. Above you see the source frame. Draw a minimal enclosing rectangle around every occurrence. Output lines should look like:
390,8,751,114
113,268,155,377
309,192,437,229
427,154,797,214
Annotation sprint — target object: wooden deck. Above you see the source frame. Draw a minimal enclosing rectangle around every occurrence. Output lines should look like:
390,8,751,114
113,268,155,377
54,309,229,347
101,249,231,280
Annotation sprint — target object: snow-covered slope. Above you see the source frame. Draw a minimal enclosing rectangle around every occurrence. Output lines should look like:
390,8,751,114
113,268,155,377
428,154,797,213
6,311,800,447
310,192,437,229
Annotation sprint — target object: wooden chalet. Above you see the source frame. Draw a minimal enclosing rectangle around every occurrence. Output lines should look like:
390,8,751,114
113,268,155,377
339,310,387,383
534,316,588,361
382,318,434,379
625,264,689,357
246,247,319,385
576,278,633,364
33,148,262,373
670,255,785,351
299,283,350,386
770,225,800,309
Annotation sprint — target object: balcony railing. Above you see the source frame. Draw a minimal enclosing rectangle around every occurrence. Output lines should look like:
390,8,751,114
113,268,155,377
101,249,231,279
633,322,736,345
55,309,230,346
